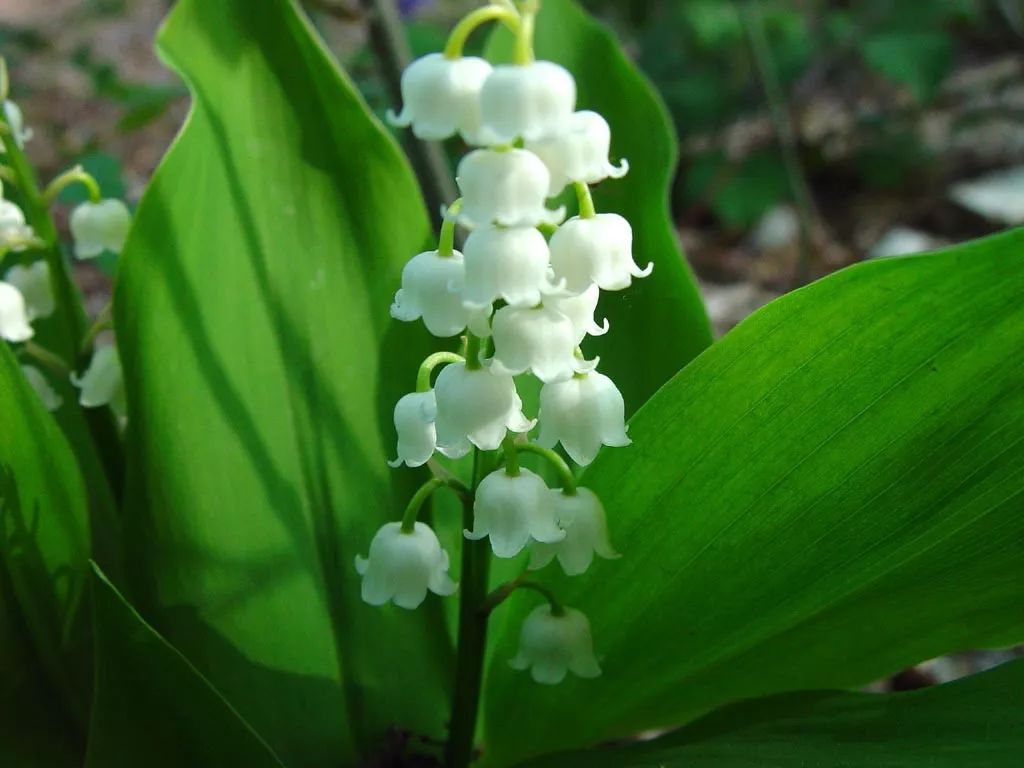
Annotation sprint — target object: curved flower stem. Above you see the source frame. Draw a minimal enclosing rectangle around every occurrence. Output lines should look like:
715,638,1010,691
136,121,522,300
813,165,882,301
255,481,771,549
443,5,521,60
400,476,471,532
574,181,596,219
18,340,71,377
446,448,496,768
514,0,539,65
438,198,463,257
501,433,521,476
41,165,102,206
515,442,576,493
416,350,464,392
481,575,565,616
80,300,113,355
463,332,484,370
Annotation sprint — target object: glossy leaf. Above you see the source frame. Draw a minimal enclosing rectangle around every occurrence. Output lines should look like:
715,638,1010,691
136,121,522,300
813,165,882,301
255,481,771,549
487,0,713,413
522,658,1024,767
85,565,285,767
484,229,1024,765
115,0,451,764
0,343,91,761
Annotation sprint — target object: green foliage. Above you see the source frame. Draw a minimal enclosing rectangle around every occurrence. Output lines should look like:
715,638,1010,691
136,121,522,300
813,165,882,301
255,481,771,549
483,230,1024,765
521,657,1024,767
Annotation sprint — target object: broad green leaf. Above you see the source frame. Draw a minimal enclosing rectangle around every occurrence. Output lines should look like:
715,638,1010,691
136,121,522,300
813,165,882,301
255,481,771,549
115,0,451,763
0,343,91,759
483,229,1024,765
522,658,1024,767
487,0,712,413
861,32,952,103
85,565,286,767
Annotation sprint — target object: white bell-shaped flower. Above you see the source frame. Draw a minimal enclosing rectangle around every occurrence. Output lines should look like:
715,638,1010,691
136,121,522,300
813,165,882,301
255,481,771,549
0,199,34,251
387,53,493,143
465,468,564,558
0,282,33,342
537,370,630,465
455,149,564,229
480,61,576,144
2,101,33,149
71,345,125,419
529,488,619,576
526,110,629,196
509,604,601,684
434,362,534,456
389,391,437,468
546,284,608,345
355,521,457,609
20,365,62,412
70,199,131,259
4,261,54,321
390,249,487,337
489,304,591,383
460,225,552,309
549,213,652,293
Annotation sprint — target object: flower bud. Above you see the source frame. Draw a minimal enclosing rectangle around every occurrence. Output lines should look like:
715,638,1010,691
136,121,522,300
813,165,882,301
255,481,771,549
537,370,630,465
460,225,552,309
389,391,437,468
70,199,132,259
355,521,457,609
549,213,652,293
509,604,601,684
71,345,125,419
526,110,628,196
489,304,591,383
20,365,62,412
546,284,608,345
433,362,534,456
465,468,564,558
456,148,564,229
529,488,619,576
4,261,54,321
391,249,486,337
0,281,33,342
480,61,576,144
0,199,34,252
2,100,33,149
387,53,492,143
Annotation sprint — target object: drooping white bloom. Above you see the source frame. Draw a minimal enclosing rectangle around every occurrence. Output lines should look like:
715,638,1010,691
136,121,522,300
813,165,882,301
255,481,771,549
529,488,618,576
355,521,457,609
0,282,33,342
489,304,592,382
465,468,564,558
546,284,608,345
433,362,534,456
2,101,33,149
526,110,629,196
455,148,564,229
480,61,576,144
0,196,34,252
460,224,552,309
537,370,630,465
549,213,652,293
387,53,493,143
20,365,62,412
389,391,437,468
69,199,131,259
509,604,601,684
71,345,125,419
390,249,488,337
4,261,54,321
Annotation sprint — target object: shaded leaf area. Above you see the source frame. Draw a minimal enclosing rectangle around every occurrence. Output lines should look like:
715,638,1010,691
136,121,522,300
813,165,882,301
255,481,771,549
85,565,285,768
0,343,92,758
484,229,1024,765
115,0,452,764
522,657,1024,767
487,0,712,415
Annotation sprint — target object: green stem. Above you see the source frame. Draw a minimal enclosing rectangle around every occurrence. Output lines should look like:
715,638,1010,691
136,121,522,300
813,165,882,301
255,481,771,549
400,476,471,533
41,165,102,206
515,443,576,493
464,332,483,371
446,449,495,768
80,301,113,355
444,5,520,60
514,0,539,65
438,198,463,257
416,350,464,392
574,181,596,219
502,433,521,477
19,340,70,376
481,577,565,616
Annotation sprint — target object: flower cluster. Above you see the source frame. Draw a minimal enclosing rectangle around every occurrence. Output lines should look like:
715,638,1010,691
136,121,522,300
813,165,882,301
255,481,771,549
356,1,647,685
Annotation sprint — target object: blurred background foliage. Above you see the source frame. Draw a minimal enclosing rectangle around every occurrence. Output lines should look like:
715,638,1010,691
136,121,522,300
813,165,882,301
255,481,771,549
2,0,1023,320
